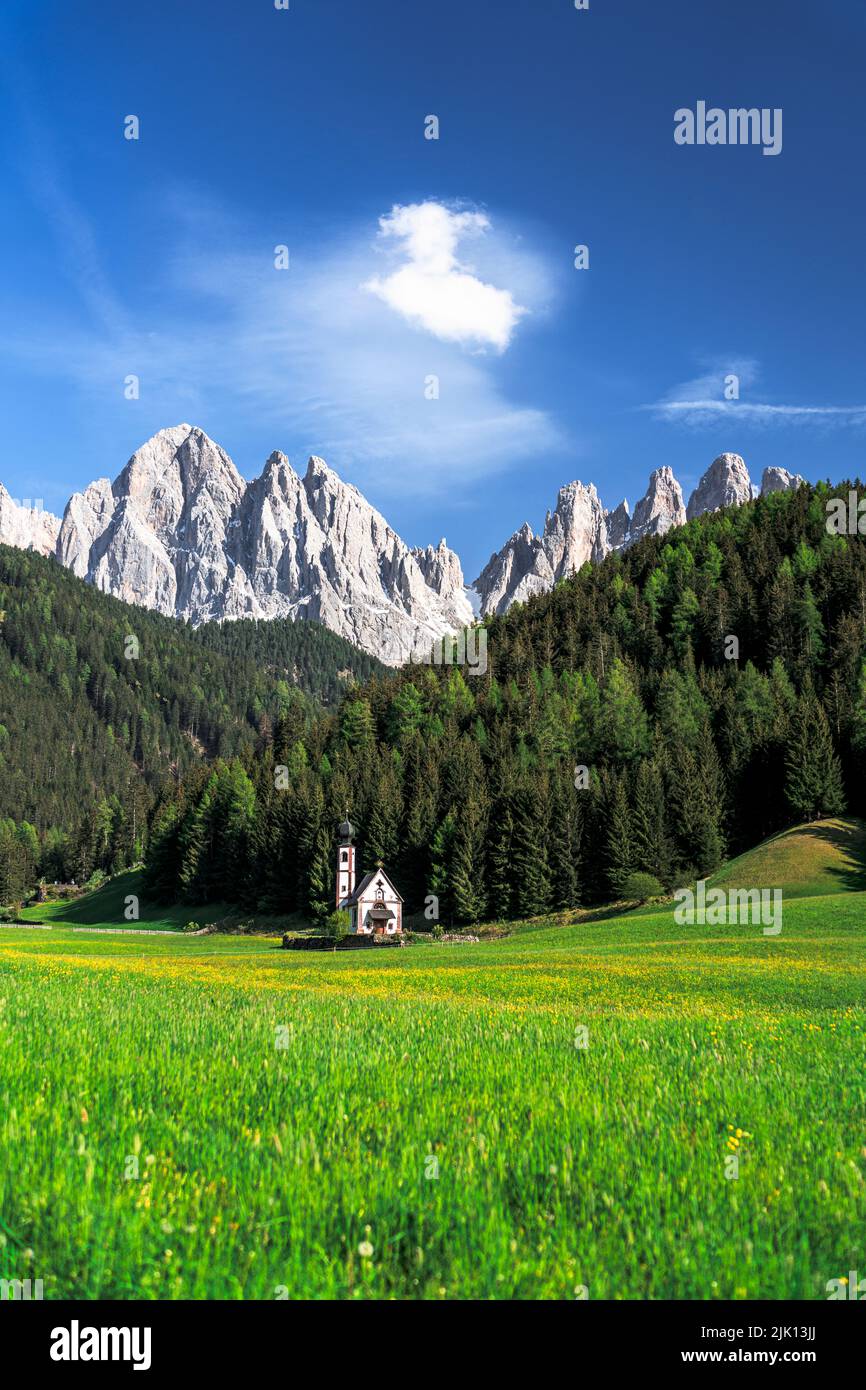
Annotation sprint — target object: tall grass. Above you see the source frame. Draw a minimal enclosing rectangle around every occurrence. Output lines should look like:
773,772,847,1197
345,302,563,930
1,895,864,1299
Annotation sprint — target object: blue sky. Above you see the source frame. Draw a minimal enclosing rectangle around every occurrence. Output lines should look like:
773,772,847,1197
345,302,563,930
1,0,864,582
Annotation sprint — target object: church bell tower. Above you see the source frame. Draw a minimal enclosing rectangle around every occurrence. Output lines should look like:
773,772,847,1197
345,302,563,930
336,814,356,907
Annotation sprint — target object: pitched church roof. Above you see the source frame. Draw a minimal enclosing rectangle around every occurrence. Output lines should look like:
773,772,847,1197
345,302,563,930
344,865,404,906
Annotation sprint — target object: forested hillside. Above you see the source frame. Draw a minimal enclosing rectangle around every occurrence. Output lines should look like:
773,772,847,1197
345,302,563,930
0,544,381,895
142,481,866,925
188,616,383,701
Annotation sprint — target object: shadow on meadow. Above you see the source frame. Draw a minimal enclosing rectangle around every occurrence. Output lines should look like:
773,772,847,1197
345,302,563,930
796,820,866,892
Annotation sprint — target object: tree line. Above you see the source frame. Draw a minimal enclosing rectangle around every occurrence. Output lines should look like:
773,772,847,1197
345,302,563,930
139,482,864,925
0,543,378,901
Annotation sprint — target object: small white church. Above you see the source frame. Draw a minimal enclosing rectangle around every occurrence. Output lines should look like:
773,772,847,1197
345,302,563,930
335,817,403,936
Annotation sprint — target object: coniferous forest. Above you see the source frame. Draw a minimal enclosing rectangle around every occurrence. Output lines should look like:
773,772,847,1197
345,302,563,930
0,543,381,897
137,482,866,925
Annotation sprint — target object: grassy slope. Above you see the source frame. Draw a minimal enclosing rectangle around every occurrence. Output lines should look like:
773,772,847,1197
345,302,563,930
16,871,234,931
708,817,866,899
1,868,864,1298
16,871,311,934
611,817,866,928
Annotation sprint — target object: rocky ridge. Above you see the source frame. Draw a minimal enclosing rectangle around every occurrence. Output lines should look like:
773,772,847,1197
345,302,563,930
0,483,61,557
39,426,473,665
472,454,803,616
0,430,806,653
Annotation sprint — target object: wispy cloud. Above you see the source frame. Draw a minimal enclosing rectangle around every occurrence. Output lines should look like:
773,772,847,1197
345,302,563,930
0,48,130,342
646,358,866,429
1,187,562,499
655,401,866,424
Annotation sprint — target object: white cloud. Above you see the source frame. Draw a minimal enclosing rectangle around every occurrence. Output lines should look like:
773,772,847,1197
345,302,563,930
362,202,527,352
655,400,866,425
645,358,866,429
0,193,561,500
659,357,760,404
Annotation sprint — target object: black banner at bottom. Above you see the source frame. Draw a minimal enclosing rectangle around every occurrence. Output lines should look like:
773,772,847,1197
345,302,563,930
2,1297,861,1376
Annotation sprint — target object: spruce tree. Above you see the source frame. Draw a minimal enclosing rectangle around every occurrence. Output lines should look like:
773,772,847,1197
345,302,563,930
486,798,515,920
208,762,256,901
177,775,216,902
307,825,334,924
603,772,635,899
141,800,182,902
631,759,671,885
397,736,438,911
451,789,488,926
549,767,582,909
0,821,30,906
793,580,824,665
512,786,552,917
429,812,457,927
295,783,326,913
785,689,846,821
339,697,376,749
365,754,402,865
666,733,725,879
597,659,649,764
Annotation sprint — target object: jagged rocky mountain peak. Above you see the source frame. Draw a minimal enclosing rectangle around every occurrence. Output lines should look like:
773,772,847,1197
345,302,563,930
761,465,805,495
605,499,631,550
472,452,805,616
412,537,468,602
0,482,61,557
262,448,294,476
2,430,808,650
685,451,754,520
470,463,685,615
631,466,687,542
9,425,474,664
305,453,338,482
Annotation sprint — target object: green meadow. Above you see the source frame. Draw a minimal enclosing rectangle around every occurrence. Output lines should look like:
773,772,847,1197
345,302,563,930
1,823,864,1300
16,871,234,932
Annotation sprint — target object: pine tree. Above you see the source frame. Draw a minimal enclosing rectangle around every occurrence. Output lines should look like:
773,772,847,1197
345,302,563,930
549,767,582,909
785,689,846,821
254,789,300,915
603,772,635,898
631,759,671,885
70,807,99,886
339,697,376,749
669,586,700,658
451,789,488,925
386,682,426,745
141,799,182,902
365,754,403,865
693,720,726,873
655,666,708,752
307,825,334,924
512,786,551,917
295,783,326,913
429,812,457,927
666,727,725,878
597,659,649,764
396,736,438,912
0,820,30,906
486,798,515,920
793,580,825,665
208,762,256,901
177,775,217,902
92,798,115,874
